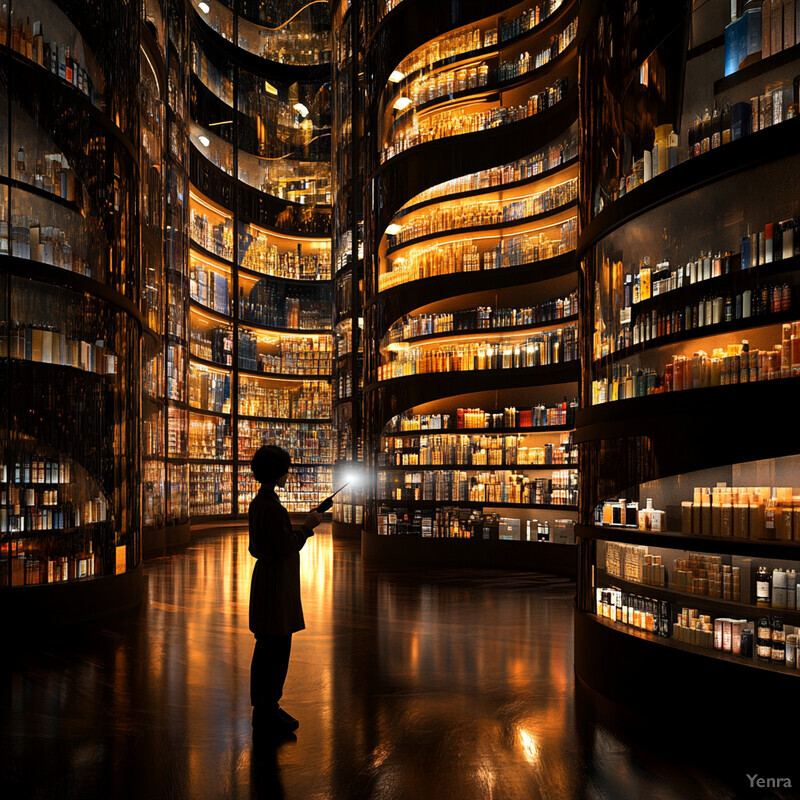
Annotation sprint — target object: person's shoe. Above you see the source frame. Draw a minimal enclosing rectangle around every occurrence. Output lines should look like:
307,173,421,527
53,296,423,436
253,705,295,735
276,707,299,731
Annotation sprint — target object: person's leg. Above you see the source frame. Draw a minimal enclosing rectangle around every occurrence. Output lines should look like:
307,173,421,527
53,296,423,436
251,634,293,724
271,634,292,707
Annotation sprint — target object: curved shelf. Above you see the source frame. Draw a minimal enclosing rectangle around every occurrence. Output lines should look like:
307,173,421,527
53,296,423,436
387,38,577,134
378,499,578,511
189,353,233,371
189,238,235,267
1,176,83,215
598,256,800,354
242,319,332,337
238,317,331,336
380,463,577,471
236,366,332,380
579,116,800,258
188,406,231,418
596,568,800,629
189,299,233,321
381,0,576,110
237,414,331,424
4,48,139,165
369,252,577,332
367,362,578,433
391,313,579,347
577,374,800,436
368,0,576,90
236,460,332,468
190,5,331,82
1,357,111,383
714,41,800,96
370,360,578,393
581,611,800,683
0,257,145,329
236,261,332,285
369,87,578,231
593,307,799,370
384,199,578,257
382,424,574,437
394,156,579,220
577,523,800,562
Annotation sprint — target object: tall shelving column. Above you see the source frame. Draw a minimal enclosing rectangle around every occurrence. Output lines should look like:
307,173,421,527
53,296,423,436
187,0,334,521
360,0,581,572
575,0,800,713
0,0,144,617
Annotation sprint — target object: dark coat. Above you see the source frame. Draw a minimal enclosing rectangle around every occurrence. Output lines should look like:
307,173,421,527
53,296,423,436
248,486,314,637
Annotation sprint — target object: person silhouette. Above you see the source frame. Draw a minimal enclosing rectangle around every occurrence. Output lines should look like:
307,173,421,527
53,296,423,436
248,445,322,735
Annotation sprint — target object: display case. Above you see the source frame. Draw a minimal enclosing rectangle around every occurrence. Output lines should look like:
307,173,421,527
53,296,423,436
575,0,800,711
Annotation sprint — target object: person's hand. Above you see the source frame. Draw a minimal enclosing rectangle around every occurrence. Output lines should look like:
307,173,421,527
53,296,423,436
303,511,322,530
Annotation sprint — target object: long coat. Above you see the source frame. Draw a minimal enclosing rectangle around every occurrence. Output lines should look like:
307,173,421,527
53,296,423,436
248,486,314,637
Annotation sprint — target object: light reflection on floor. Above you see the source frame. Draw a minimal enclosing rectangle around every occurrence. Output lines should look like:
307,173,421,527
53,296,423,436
0,527,752,799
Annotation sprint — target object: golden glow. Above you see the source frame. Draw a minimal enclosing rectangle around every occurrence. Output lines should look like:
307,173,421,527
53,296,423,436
189,190,232,219
242,220,330,246
190,250,232,274
208,120,233,127
190,306,231,327
385,223,402,236
264,80,278,95
517,726,538,763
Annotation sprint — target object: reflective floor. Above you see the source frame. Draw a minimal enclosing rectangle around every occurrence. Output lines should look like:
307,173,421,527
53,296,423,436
0,527,794,799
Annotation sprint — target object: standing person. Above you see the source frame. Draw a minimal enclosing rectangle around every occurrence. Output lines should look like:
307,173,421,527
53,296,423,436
248,444,322,735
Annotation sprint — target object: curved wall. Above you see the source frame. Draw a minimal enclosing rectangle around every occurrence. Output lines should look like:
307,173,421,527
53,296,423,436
575,0,800,710
0,1,144,605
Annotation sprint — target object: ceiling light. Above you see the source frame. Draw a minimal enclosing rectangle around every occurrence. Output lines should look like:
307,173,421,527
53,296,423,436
393,97,411,112
385,223,401,236
198,1,210,13
388,70,405,83
198,134,210,147
293,102,309,117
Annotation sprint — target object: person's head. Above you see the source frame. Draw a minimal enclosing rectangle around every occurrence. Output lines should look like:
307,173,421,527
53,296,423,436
251,445,291,487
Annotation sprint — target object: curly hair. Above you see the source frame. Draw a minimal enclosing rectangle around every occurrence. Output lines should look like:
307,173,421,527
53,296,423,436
251,445,291,484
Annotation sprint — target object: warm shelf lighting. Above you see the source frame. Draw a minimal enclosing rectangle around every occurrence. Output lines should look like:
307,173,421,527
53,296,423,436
264,81,279,96
393,96,412,111
294,102,310,118
198,134,210,147
385,223,402,236
198,1,210,13
388,70,405,83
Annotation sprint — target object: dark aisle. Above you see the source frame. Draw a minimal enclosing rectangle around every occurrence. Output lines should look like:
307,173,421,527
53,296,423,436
0,527,790,800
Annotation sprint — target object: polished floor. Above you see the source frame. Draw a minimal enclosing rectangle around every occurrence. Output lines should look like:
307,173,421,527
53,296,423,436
1,526,796,799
